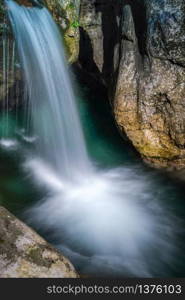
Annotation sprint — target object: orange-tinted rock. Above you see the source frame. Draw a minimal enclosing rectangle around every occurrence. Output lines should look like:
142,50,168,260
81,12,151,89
113,0,185,169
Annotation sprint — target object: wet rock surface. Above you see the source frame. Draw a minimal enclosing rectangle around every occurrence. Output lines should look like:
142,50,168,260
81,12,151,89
0,206,78,278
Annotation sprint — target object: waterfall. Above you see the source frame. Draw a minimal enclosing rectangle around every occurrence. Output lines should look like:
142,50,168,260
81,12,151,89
1,17,10,136
6,0,91,181
5,0,181,277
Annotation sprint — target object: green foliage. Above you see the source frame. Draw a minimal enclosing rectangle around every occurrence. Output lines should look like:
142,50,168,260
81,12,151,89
68,2,75,9
71,20,79,28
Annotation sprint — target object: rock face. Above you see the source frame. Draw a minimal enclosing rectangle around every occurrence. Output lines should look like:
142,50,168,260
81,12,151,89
79,0,121,89
0,206,78,278
78,0,185,169
45,0,80,63
114,0,185,169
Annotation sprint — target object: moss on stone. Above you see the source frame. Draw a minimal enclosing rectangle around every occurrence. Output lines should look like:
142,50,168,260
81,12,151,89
26,246,52,268
0,206,78,278
45,0,80,63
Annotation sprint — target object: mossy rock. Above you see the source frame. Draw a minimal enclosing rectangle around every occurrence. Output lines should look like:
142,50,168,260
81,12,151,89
0,206,78,278
45,0,80,63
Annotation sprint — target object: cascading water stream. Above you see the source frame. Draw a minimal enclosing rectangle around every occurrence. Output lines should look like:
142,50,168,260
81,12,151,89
4,0,184,277
0,5,21,149
6,0,91,181
1,16,15,136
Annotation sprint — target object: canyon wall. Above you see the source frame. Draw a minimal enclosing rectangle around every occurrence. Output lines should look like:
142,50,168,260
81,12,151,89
114,0,185,169
78,0,185,169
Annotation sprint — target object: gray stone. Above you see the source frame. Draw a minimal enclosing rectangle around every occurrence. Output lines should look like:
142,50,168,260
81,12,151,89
0,206,78,278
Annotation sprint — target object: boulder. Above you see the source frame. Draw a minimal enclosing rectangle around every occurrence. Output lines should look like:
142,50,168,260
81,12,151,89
114,0,185,169
0,206,78,278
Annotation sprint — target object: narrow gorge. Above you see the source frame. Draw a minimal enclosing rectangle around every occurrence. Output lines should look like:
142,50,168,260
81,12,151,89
0,0,185,278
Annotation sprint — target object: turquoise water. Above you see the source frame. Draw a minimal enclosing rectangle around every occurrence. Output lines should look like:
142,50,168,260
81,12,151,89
0,85,185,277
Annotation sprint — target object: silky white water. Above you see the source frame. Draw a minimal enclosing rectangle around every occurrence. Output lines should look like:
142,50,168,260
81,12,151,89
6,0,91,181
6,0,182,277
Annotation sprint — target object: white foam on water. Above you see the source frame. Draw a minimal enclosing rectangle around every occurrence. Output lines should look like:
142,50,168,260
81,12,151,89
16,129,38,143
21,135,37,143
24,158,64,191
25,159,179,277
0,138,18,150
